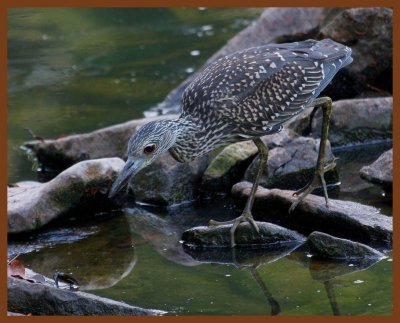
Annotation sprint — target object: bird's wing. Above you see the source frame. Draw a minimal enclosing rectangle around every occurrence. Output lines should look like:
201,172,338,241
181,39,352,137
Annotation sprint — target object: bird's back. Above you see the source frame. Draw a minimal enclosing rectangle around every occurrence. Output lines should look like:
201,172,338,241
181,39,352,139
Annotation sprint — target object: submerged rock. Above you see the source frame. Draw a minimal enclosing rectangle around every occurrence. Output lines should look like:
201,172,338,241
8,158,124,234
8,275,164,316
292,97,393,146
307,231,385,259
360,148,392,194
231,182,392,247
244,136,338,190
182,222,304,247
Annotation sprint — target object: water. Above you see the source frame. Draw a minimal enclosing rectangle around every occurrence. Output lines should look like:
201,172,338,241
8,8,392,316
8,7,261,182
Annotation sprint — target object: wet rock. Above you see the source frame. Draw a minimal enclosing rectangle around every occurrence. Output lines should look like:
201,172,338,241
200,141,258,195
23,115,177,171
8,158,124,234
130,152,210,205
307,231,385,259
292,97,393,146
182,222,304,247
260,128,294,149
360,149,392,194
8,275,164,316
244,136,338,190
320,8,392,98
231,182,392,247
207,8,326,63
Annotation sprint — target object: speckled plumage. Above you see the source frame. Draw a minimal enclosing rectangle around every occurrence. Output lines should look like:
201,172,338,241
169,39,352,162
109,39,352,202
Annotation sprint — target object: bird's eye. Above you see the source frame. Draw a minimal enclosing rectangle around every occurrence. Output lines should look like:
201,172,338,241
143,144,156,154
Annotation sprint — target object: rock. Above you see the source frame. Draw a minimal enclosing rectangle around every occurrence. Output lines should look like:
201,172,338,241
8,158,124,234
307,231,385,259
320,8,392,98
200,141,258,195
260,127,294,149
231,182,392,247
244,136,338,190
8,276,164,316
23,115,177,171
291,97,393,146
182,222,304,247
206,8,326,63
360,149,392,193
130,152,210,205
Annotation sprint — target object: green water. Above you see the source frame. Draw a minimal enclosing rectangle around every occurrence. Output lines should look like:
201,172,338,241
8,7,261,182
8,8,392,316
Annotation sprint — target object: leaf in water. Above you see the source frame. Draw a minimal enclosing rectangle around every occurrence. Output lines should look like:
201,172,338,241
7,259,25,278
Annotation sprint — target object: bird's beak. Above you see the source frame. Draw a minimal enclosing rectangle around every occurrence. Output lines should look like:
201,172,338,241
108,158,146,198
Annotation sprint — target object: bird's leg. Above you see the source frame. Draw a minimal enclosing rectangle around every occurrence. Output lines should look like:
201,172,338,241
289,96,335,213
209,138,268,247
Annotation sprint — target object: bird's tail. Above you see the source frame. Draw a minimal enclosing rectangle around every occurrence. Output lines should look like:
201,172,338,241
308,39,353,67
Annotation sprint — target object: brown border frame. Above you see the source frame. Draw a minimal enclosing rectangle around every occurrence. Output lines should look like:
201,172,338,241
2,0,398,321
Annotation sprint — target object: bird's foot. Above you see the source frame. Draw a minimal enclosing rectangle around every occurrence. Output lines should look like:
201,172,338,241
289,158,337,213
209,212,259,248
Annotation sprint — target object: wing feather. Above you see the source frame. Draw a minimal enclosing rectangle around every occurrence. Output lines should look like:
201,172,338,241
181,39,352,137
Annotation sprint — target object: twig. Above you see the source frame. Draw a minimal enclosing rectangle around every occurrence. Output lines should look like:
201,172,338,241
24,127,46,142
8,254,20,265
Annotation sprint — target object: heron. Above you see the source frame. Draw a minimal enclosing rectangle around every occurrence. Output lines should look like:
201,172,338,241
109,39,353,247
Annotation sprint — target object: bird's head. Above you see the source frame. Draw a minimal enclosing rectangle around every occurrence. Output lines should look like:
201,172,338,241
108,120,178,198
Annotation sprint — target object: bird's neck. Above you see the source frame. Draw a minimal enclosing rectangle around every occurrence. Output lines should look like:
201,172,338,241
168,115,209,163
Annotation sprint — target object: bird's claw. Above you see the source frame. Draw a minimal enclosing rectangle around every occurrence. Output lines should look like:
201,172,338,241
289,159,335,213
209,212,259,248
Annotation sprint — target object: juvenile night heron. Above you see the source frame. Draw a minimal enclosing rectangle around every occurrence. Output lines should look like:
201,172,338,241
109,39,353,247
